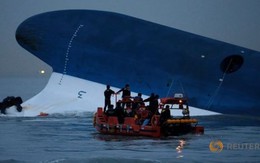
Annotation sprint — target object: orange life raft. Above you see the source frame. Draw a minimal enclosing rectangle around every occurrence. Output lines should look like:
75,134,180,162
93,107,204,138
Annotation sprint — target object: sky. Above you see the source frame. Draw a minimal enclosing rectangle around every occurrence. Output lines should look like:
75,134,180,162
1,0,260,100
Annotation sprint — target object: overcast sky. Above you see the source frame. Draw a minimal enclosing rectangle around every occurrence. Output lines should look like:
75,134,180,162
1,0,260,100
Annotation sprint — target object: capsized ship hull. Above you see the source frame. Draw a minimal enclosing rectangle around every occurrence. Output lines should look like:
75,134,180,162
16,10,260,116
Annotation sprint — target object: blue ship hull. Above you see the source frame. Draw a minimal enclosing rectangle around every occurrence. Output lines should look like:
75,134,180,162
15,10,260,116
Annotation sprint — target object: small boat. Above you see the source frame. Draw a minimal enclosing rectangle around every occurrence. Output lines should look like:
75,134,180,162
93,93,204,138
38,112,49,117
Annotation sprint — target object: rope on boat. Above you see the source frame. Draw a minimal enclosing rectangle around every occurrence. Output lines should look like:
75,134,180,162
206,58,234,109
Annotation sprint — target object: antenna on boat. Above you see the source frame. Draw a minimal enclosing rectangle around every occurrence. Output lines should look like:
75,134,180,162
166,79,186,98
166,78,174,97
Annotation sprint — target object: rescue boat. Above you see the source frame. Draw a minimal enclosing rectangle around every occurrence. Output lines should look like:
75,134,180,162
93,93,204,138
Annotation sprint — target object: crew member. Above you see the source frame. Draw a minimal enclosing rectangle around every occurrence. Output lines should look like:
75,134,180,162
143,93,155,106
132,93,143,111
182,105,190,118
114,102,124,123
144,93,159,115
160,105,171,125
116,84,131,108
104,85,115,112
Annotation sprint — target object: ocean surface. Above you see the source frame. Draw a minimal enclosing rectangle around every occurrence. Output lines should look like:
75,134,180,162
0,113,260,163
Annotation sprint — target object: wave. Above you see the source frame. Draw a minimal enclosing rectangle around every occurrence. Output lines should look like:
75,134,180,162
40,157,161,163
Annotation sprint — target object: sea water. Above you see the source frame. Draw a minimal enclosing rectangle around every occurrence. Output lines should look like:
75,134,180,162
0,113,260,163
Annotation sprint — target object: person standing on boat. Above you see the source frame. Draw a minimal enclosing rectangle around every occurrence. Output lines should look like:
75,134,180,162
116,84,131,108
160,105,171,125
151,94,160,115
144,93,155,105
104,85,115,112
132,93,143,111
144,93,159,115
114,102,124,123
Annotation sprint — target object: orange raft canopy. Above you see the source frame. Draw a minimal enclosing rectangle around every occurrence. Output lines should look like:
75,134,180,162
93,93,204,138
